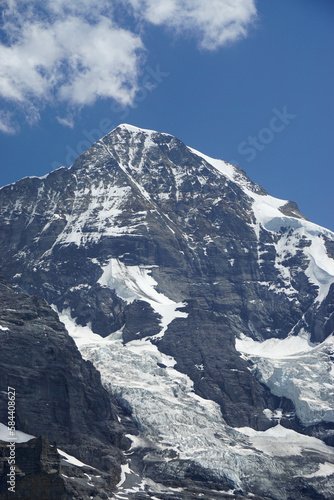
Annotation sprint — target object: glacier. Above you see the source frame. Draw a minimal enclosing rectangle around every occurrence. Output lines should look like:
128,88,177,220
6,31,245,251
58,310,334,499
236,332,334,426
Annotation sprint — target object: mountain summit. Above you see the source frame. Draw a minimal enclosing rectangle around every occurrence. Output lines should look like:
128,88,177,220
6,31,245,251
0,124,334,499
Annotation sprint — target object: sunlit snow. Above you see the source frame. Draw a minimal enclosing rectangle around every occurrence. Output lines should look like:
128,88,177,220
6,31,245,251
98,258,188,339
54,181,144,246
0,423,34,443
236,333,334,426
58,449,94,468
190,145,334,305
236,424,333,457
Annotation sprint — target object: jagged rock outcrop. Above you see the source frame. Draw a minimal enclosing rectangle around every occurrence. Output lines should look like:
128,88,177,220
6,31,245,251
0,277,130,497
0,436,68,500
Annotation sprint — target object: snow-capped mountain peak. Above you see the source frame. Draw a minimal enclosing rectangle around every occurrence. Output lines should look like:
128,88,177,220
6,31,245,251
115,123,162,135
0,124,333,499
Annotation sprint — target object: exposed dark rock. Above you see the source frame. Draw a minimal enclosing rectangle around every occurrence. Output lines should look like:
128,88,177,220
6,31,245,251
0,278,128,490
123,300,162,342
0,436,68,500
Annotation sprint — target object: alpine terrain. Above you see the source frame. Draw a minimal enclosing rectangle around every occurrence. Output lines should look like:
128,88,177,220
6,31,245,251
0,124,334,499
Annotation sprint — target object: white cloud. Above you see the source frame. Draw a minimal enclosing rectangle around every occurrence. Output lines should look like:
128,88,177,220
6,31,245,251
124,0,257,50
56,115,75,129
54,17,143,106
0,0,257,132
0,111,17,134
0,0,144,131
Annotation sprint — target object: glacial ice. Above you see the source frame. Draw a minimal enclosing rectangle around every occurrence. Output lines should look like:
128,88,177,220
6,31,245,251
59,312,334,498
236,332,334,426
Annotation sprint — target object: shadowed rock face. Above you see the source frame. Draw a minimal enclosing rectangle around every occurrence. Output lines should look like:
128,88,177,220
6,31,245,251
0,125,333,499
0,436,68,500
0,277,128,486
0,432,127,500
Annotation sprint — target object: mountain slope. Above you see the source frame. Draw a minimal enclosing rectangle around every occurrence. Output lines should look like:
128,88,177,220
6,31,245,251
0,277,132,499
0,124,334,499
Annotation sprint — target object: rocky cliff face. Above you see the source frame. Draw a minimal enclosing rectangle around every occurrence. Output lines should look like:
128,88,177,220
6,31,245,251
0,124,334,499
0,277,130,498
0,436,68,500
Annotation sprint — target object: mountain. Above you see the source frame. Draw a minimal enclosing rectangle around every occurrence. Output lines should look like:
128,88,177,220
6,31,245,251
0,123,333,499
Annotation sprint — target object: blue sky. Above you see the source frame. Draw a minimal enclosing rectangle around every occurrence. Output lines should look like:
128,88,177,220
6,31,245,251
1,0,333,230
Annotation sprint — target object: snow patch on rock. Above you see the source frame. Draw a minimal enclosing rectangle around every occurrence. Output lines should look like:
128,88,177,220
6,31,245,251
98,258,188,339
236,333,334,426
0,422,34,443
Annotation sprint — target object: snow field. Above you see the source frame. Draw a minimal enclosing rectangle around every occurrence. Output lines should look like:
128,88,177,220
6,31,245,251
236,332,334,425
